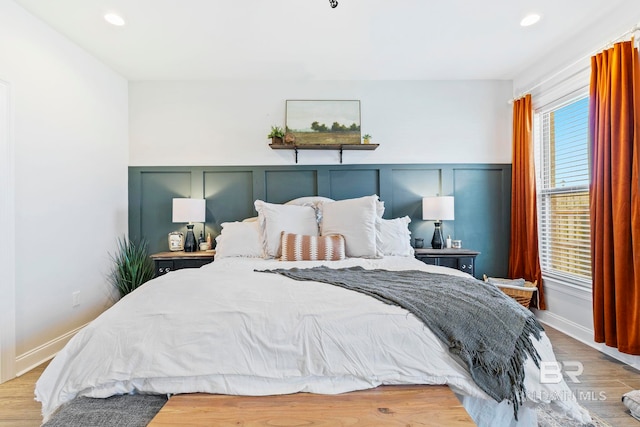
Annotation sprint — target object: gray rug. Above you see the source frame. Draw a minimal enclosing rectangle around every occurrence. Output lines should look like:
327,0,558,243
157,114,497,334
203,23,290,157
42,394,167,427
43,394,612,427
536,405,612,427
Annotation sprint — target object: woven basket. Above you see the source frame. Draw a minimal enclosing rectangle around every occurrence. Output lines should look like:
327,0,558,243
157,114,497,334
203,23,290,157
483,275,538,308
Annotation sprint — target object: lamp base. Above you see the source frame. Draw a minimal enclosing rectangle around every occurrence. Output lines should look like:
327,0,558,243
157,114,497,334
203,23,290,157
431,221,444,249
184,224,197,252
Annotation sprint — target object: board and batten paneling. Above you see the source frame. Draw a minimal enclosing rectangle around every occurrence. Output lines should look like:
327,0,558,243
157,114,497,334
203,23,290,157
203,170,255,236
129,164,511,278
264,170,318,204
452,167,511,281
129,170,194,254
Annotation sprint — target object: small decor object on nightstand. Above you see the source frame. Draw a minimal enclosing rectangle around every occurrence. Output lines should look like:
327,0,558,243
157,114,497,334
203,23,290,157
172,198,206,252
422,196,455,249
414,238,424,248
452,239,462,249
168,231,184,251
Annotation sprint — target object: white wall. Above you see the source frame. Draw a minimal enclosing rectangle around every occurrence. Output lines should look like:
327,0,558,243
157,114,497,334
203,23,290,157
0,79,15,383
129,80,513,166
515,5,640,369
513,2,640,97
0,0,129,375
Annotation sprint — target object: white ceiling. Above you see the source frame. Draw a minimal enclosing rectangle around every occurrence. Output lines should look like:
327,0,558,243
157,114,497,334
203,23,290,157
12,0,640,81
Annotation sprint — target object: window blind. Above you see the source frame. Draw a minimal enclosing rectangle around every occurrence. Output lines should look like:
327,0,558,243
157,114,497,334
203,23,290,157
536,96,592,286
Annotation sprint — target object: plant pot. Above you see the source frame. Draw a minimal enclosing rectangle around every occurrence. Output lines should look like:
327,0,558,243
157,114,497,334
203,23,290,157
363,138,370,145
271,137,283,145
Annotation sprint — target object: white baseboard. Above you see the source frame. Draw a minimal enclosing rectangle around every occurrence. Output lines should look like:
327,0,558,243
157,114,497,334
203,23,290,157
15,323,88,377
533,309,640,371
532,309,594,345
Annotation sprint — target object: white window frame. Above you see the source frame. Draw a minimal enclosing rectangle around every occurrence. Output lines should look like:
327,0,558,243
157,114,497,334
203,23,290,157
533,89,592,288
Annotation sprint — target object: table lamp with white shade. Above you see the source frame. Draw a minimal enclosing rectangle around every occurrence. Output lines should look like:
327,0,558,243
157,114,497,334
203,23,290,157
172,198,206,252
422,196,455,249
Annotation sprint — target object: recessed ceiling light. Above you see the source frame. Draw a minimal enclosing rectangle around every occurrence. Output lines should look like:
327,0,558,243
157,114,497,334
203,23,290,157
104,13,125,26
520,13,541,27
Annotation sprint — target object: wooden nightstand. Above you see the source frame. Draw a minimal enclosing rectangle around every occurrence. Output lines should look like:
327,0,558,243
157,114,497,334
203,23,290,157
150,251,215,277
414,248,480,277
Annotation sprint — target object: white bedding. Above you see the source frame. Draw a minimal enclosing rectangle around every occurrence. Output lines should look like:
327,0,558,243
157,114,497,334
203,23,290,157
36,256,590,426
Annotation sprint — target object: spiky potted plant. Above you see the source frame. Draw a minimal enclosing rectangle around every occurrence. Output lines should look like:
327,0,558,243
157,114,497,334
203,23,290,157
268,126,285,145
362,134,372,144
108,236,155,298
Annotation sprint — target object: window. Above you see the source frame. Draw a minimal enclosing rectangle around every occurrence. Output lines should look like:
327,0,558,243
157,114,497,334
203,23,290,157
535,96,592,287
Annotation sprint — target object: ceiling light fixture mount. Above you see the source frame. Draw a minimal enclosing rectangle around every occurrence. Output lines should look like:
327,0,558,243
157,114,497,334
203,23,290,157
520,13,541,27
104,13,125,26
329,0,338,8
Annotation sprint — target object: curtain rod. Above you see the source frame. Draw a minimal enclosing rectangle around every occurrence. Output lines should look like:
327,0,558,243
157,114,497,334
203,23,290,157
510,23,640,103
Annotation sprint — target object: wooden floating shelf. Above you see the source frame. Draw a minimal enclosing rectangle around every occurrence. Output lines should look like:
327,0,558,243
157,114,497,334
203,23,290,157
269,143,379,150
269,143,379,163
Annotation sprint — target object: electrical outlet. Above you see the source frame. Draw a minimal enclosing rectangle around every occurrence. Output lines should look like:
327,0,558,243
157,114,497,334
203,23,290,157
72,291,80,307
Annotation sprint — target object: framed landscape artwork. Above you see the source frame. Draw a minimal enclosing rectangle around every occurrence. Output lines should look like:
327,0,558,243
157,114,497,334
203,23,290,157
285,100,361,145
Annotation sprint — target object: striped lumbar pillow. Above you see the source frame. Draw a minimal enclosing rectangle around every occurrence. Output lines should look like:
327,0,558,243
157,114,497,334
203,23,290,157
280,232,346,261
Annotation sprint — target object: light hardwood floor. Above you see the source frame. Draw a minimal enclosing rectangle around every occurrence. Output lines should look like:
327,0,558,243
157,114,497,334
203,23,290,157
1,326,638,426
543,326,640,427
0,360,49,427
148,386,476,426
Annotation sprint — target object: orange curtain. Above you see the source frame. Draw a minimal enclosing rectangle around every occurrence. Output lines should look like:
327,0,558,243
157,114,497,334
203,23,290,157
509,94,545,309
590,40,640,355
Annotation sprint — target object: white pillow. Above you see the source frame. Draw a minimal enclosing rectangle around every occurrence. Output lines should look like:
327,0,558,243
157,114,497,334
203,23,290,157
320,195,381,258
285,196,335,224
376,216,414,257
284,196,335,206
254,200,319,259
214,221,262,259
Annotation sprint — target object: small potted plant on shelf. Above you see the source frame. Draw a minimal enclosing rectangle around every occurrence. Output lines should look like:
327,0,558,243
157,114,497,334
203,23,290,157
362,134,372,144
268,126,285,145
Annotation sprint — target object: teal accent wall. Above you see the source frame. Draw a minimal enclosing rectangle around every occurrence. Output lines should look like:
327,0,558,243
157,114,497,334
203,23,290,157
129,164,512,278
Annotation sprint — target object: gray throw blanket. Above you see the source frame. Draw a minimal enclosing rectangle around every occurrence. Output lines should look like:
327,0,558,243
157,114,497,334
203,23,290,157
258,266,543,419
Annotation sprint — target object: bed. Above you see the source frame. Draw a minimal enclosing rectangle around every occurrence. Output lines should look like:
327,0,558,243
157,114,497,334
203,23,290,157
35,195,591,426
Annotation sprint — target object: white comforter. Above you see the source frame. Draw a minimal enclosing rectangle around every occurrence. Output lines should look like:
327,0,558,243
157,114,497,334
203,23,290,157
36,256,590,426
